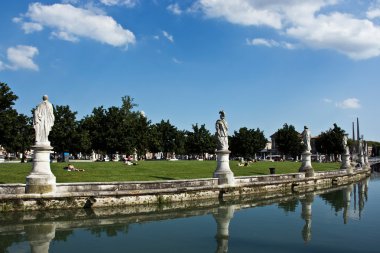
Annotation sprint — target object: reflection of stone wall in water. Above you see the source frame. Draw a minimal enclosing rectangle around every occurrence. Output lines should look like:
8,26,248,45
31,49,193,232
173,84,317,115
0,179,371,252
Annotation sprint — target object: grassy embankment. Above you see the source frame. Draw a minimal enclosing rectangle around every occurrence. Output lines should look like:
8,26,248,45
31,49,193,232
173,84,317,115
0,160,341,184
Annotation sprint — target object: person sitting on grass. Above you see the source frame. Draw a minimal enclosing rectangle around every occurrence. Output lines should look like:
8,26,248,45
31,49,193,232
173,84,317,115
64,164,85,172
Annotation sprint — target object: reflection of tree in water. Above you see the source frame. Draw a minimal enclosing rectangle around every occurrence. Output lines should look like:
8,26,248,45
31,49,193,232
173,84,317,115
54,230,74,242
277,199,299,214
319,190,345,213
87,224,129,238
0,234,24,253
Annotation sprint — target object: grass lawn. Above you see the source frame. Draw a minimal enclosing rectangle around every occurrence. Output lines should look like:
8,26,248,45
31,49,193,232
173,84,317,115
0,160,341,184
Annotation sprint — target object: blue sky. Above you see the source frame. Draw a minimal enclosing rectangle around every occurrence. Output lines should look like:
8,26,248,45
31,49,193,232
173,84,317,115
1,0,379,141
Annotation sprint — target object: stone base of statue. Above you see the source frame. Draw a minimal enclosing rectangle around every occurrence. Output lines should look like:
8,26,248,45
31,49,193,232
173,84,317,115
358,154,365,168
26,144,56,194
340,153,353,173
214,150,235,186
299,151,314,177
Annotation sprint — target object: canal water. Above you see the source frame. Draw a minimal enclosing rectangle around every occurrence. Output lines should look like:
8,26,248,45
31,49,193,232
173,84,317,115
1,173,380,253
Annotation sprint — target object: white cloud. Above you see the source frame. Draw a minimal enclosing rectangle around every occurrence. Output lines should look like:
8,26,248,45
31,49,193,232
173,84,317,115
153,35,160,40
0,45,39,71
16,3,135,48
99,0,137,8
51,31,79,42
162,31,174,43
167,3,182,15
172,57,182,64
246,38,295,49
367,8,380,19
196,0,380,60
323,98,332,103
286,13,380,60
336,98,361,109
22,22,44,34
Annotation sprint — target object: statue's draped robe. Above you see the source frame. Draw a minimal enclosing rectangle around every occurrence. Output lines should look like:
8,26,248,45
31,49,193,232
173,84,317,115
34,101,54,144
216,119,228,150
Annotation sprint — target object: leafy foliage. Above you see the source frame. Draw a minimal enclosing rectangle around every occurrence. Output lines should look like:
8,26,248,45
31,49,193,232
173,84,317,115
315,123,345,155
50,105,79,154
185,124,215,157
230,127,267,158
0,83,33,158
274,123,303,157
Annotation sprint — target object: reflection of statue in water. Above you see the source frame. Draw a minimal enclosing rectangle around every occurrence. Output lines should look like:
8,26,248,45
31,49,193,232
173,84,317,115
301,126,311,152
215,111,228,150
301,193,314,243
33,95,54,145
213,205,235,253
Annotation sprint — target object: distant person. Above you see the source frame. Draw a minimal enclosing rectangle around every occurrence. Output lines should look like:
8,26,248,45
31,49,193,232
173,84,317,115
64,164,85,171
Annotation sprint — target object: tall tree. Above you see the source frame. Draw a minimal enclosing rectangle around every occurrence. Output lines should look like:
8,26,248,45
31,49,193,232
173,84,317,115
151,120,178,158
49,105,79,155
7,114,34,162
185,124,215,157
230,127,267,158
275,123,303,158
315,123,345,156
0,82,19,149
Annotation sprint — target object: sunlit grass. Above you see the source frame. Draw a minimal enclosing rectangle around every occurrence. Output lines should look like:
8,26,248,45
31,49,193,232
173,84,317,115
0,160,340,184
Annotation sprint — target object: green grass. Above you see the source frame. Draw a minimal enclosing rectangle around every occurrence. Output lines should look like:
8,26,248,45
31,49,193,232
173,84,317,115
0,160,341,184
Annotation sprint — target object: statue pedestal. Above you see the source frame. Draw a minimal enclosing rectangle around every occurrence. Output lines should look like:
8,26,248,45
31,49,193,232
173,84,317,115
26,145,56,194
299,151,314,177
214,150,235,186
340,153,353,173
26,224,56,253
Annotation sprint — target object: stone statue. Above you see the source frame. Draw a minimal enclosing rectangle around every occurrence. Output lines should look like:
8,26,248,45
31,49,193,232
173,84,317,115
215,111,228,150
358,137,363,155
302,126,311,152
342,134,349,154
33,95,54,145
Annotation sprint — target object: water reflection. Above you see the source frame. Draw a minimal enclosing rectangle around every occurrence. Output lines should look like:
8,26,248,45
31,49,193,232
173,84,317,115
0,177,374,253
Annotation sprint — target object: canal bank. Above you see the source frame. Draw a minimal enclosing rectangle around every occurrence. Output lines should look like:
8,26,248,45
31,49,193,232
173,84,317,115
0,168,371,212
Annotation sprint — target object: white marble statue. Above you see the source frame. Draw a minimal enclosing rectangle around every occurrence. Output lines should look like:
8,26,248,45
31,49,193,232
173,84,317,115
215,111,228,150
358,137,364,155
302,126,311,152
33,95,54,145
343,134,349,154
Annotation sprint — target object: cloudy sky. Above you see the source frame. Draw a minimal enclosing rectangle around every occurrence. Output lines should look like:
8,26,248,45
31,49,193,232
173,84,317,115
1,0,379,141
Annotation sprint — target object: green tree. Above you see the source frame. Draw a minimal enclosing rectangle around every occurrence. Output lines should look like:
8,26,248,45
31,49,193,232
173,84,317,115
230,127,267,158
275,123,303,158
150,120,178,158
6,114,34,162
315,123,345,156
49,105,79,155
185,124,215,158
0,82,19,149
81,96,149,158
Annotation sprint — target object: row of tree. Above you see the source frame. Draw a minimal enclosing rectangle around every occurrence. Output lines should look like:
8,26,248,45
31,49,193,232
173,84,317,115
1,82,378,161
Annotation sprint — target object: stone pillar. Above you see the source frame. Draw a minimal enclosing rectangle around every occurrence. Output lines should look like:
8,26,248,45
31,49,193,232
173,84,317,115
213,205,235,253
26,224,56,253
214,150,235,185
26,144,56,194
299,151,314,177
